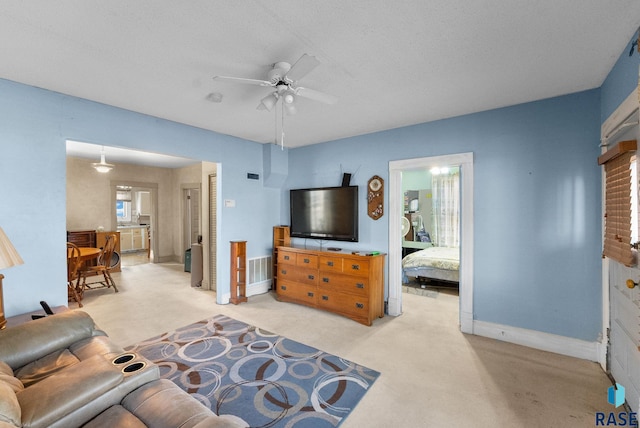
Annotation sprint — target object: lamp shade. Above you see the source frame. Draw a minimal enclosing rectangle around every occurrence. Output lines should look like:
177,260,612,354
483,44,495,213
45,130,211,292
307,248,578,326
258,93,279,112
91,148,114,173
0,227,23,270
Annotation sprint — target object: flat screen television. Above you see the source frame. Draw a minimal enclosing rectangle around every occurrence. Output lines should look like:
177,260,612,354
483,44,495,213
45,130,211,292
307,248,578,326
290,186,359,242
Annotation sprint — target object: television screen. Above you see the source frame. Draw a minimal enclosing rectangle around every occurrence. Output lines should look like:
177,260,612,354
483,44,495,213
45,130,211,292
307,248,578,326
290,186,358,242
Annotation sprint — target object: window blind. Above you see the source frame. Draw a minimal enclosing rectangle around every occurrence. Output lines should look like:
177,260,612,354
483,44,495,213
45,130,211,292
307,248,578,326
599,140,637,266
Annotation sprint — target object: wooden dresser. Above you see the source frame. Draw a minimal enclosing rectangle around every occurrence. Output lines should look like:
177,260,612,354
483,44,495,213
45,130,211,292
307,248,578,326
275,246,385,326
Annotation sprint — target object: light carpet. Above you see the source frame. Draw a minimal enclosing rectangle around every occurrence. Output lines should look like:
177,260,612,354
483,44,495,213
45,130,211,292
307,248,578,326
126,314,380,428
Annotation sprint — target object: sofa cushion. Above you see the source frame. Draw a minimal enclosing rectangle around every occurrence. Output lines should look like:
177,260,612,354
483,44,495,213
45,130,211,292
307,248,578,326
0,362,23,394
15,348,79,387
81,405,146,428
17,355,123,428
0,380,21,427
121,379,244,428
0,311,99,370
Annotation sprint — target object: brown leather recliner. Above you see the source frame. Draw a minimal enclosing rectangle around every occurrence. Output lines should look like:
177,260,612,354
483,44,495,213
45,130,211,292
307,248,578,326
0,311,243,428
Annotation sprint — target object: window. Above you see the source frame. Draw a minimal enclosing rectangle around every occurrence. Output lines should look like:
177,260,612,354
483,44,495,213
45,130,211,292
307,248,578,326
599,140,637,266
116,200,131,221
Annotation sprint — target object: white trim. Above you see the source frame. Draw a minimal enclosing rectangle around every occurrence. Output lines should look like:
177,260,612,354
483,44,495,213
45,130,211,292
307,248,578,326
473,320,601,362
600,257,609,371
388,152,474,333
601,89,640,144
248,281,272,297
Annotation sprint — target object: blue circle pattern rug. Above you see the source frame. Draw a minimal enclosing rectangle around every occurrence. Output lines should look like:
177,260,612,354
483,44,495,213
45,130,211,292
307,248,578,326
126,314,380,427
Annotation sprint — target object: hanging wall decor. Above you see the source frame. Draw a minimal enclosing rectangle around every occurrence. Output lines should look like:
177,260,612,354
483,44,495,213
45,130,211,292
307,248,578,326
367,175,384,220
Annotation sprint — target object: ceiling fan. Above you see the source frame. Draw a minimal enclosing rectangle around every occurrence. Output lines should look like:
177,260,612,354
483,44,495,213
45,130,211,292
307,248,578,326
213,54,337,115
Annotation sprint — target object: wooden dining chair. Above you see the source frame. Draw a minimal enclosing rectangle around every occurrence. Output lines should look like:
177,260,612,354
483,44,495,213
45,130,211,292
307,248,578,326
67,242,84,307
79,233,119,293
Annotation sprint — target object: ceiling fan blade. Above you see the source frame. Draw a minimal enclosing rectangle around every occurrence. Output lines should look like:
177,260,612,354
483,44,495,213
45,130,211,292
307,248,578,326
295,87,338,105
213,75,274,87
284,54,320,83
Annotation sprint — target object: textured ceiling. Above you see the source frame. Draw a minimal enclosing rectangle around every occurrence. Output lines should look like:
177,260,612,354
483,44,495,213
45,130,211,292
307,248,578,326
1,1,639,150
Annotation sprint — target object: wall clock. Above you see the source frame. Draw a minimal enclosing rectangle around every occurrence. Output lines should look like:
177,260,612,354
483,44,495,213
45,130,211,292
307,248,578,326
367,175,384,220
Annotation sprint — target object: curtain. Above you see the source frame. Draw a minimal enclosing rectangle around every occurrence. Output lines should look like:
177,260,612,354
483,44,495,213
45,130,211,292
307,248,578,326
432,172,460,247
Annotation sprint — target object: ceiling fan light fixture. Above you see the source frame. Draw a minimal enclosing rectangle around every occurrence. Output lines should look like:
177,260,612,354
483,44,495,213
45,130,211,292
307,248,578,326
258,93,279,111
284,102,297,116
283,91,295,104
91,148,114,173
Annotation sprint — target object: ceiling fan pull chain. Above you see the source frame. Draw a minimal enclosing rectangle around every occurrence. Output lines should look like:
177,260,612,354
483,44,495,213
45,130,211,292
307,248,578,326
281,101,285,150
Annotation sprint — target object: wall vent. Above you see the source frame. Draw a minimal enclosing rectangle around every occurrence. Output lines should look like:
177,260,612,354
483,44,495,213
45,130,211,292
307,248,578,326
248,255,272,288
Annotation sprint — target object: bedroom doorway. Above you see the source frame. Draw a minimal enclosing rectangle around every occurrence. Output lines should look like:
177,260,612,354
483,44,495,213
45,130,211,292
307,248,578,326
401,166,460,291
388,153,474,333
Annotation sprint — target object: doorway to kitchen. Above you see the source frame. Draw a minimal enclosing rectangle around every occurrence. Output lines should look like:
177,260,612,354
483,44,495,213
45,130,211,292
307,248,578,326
113,181,158,267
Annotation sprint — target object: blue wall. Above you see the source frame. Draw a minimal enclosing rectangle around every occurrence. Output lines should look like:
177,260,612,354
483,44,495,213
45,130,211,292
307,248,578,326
601,29,640,123
0,78,280,314
1,29,636,343
286,90,602,341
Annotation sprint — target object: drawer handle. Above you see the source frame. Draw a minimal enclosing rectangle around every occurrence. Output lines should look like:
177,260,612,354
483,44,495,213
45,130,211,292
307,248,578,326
356,303,364,309
281,270,287,275
356,283,364,289
307,292,314,297
327,261,334,267
284,255,290,260
281,285,287,291
304,258,310,264
322,277,330,283
322,295,329,301
351,264,360,270
308,275,315,280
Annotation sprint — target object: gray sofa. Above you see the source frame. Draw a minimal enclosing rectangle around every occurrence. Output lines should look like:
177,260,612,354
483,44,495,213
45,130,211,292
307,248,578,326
0,310,243,428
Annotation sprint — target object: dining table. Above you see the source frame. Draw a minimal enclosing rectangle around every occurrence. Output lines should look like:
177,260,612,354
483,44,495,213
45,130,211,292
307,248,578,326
68,247,101,261
67,247,101,307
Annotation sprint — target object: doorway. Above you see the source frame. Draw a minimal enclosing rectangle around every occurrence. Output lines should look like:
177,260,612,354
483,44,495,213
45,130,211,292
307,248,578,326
389,153,474,333
183,186,201,252
112,181,158,267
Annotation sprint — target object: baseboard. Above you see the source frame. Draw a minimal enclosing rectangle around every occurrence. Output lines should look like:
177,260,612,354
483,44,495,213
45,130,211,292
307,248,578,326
247,281,272,297
460,311,473,334
473,320,600,362
221,281,272,304
154,255,178,263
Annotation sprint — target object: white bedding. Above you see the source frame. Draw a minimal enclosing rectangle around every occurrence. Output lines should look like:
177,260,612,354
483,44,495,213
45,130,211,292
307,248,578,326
402,246,460,284
402,246,460,271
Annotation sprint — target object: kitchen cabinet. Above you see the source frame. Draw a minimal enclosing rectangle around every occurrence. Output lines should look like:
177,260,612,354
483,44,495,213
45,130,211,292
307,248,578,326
136,191,151,215
118,226,147,252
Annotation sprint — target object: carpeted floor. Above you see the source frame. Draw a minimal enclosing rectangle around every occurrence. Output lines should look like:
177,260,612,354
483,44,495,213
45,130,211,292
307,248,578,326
126,314,380,428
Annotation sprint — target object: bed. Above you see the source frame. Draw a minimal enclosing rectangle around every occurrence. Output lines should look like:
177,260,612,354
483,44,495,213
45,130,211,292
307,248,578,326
402,246,460,285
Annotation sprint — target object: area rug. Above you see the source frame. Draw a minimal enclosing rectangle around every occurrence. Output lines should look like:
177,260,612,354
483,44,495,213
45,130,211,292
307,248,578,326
126,314,380,427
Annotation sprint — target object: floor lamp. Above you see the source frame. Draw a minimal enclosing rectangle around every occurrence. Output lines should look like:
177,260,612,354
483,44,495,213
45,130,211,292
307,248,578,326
0,227,24,329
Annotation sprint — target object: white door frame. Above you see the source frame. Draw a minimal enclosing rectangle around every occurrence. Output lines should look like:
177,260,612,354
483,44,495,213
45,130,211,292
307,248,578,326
599,88,640,370
388,152,474,333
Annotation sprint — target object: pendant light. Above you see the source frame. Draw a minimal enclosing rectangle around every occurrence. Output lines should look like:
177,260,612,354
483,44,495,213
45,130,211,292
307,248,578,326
92,147,114,173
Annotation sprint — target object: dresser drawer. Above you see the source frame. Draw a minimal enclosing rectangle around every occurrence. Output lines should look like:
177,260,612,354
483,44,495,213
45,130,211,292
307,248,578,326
319,255,343,273
277,266,318,285
296,269,319,286
277,265,296,281
317,291,370,317
319,273,369,297
277,281,317,305
343,258,370,276
278,251,296,265
296,253,318,269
